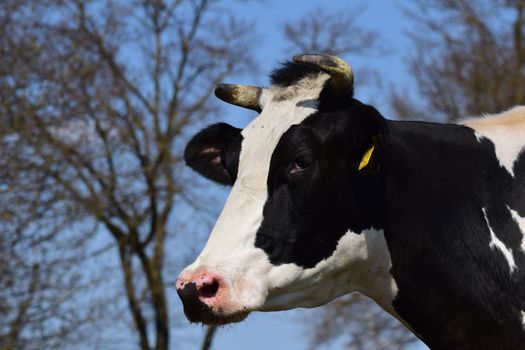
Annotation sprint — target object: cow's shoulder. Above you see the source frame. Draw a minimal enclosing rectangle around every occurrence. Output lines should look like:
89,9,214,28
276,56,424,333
383,114,525,349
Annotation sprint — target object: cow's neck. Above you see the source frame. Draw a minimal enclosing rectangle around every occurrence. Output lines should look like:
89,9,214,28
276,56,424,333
378,120,525,349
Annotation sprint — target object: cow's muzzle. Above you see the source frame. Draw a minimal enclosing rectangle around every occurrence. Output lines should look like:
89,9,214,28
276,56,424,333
176,273,220,323
176,272,249,325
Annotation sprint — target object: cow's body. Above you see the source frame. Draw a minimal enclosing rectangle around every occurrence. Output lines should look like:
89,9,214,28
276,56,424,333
381,117,525,349
177,55,525,349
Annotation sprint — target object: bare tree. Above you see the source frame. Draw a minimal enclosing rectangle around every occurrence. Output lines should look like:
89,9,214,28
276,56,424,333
283,6,386,102
0,121,107,349
0,0,256,349
397,0,525,121
281,8,420,350
308,294,418,350
283,6,379,56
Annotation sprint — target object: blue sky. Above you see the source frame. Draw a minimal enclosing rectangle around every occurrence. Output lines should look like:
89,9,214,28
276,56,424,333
234,0,413,114
175,1,428,349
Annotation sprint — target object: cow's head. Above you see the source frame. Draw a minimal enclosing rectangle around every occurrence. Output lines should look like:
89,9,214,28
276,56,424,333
176,55,398,325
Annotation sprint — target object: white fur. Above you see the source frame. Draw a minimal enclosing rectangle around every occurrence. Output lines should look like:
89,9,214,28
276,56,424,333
521,310,525,331
261,228,399,316
465,108,525,270
181,73,400,321
508,206,525,253
463,106,525,177
482,207,517,273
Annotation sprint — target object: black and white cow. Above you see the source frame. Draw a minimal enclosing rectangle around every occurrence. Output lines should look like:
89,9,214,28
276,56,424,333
176,54,525,349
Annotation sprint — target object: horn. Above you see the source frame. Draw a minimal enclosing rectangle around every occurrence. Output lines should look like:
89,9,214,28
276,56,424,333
215,84,262,112
293,54,354,95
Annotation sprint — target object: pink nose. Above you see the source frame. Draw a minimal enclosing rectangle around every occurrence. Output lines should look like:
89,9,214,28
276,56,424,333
176,272,222,322
176,273,220,299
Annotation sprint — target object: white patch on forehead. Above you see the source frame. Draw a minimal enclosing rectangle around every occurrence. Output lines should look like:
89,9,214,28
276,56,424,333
237,73,329,186
483,208,517,273
521,310,525,330
463,106,525,177
508,206,525,253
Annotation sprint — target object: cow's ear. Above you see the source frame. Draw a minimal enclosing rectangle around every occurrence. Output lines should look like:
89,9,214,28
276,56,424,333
184,123,241,185
351,104,385,175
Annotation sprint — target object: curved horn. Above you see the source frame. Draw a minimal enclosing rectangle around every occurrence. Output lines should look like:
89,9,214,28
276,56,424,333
293,54,354,96
215,84,262,112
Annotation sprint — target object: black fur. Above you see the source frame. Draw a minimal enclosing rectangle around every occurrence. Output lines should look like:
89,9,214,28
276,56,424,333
270,61,323,87
176,282,215,323
184,123,242,185
254,98,384,267
383,121,525,349
270,60,354,98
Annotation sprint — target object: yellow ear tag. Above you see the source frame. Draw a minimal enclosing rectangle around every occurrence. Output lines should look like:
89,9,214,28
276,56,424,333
358,144,375,171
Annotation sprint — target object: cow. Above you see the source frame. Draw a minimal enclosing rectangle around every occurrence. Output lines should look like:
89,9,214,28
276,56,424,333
176,54,525,349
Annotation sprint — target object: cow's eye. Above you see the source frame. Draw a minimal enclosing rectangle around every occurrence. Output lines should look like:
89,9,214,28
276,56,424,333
289,153,315,175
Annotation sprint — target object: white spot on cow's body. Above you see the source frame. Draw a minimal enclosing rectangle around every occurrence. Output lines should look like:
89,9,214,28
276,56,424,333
463,106,525,177
521,311,525,330
482,208,517,273
507,206,525,253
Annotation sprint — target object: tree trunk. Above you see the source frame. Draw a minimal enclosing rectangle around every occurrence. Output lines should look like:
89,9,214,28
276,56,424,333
200,326,218,350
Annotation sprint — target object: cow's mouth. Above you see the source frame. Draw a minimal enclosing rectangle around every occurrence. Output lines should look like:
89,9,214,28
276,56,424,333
183,302,250,325
197,310,250,326
177,281,250,325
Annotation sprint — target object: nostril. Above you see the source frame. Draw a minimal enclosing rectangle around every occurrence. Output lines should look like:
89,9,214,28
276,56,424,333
198,280,219,298
175,279,186,290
